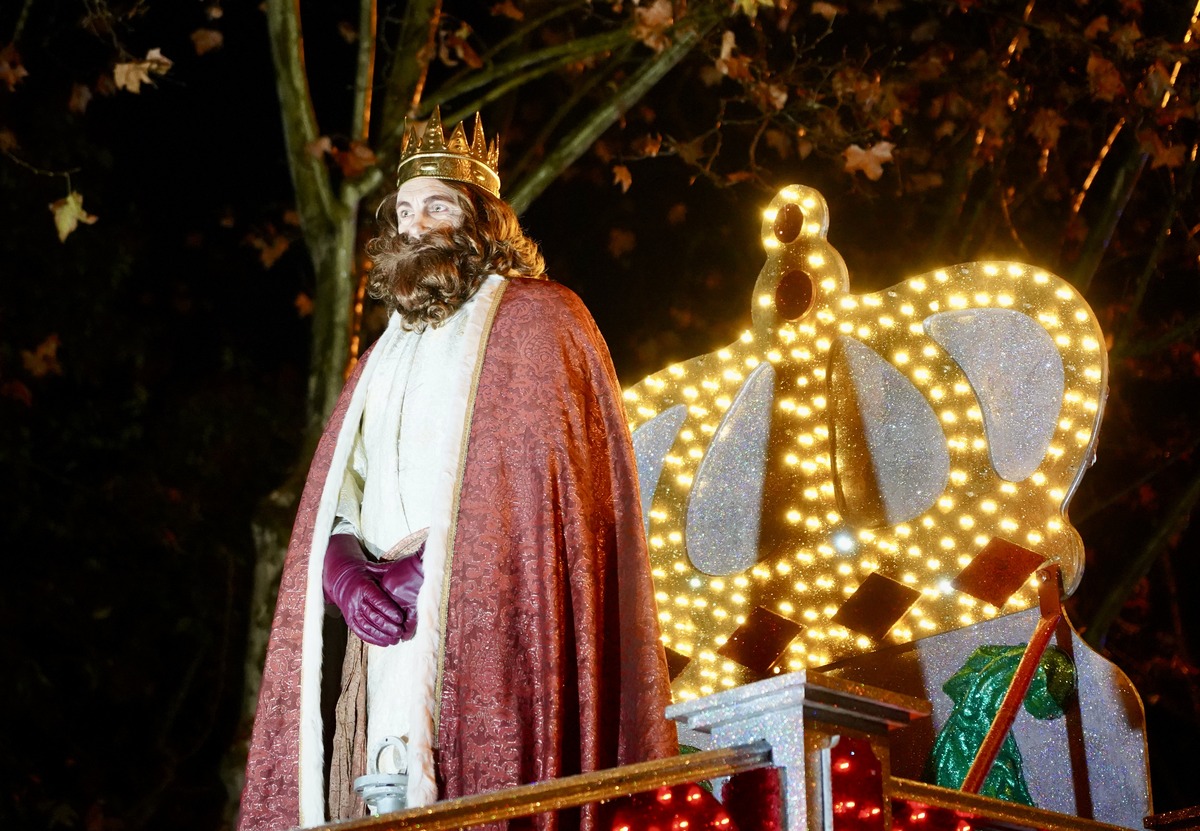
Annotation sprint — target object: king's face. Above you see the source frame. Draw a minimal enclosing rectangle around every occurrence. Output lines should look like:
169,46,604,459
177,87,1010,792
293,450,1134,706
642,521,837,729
396,178,466,238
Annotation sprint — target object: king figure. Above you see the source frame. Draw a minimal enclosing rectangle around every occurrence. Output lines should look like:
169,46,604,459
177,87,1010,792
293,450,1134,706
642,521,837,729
238,109,677,831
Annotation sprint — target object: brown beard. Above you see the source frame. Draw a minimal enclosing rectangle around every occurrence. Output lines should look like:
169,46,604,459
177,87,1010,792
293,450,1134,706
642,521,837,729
366,182,546,330
369,225,487,331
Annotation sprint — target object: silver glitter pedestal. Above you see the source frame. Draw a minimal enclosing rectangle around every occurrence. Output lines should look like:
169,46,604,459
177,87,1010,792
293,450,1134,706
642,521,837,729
667,672,930,831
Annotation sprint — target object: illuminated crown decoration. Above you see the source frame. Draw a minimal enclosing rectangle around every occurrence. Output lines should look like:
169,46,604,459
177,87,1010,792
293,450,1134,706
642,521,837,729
396,107,501,197
623,184,1109,702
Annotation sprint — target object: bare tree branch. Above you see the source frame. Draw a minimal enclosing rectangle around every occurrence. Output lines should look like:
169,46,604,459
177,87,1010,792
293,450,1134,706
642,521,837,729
378,0,443,148
506,16,718,215
352,0,377,143
265,0,337,235
365,24,655,202
1070,137,1146,295
423,27,632,117
509,47,631,184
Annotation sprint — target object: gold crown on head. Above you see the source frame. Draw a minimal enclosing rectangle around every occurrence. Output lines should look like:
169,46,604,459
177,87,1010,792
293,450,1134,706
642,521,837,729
396,107,501,196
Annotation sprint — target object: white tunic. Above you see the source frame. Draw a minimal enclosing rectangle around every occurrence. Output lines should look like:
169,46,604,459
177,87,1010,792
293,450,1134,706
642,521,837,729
331,275,504,806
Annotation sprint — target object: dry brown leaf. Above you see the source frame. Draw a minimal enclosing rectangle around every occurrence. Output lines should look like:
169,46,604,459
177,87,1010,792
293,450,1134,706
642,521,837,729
491,0,524,20
206,4,224,19
764,128,791,158
633,0,673,52
334,142,377,178
593,139,614,163
295,292,314,317
631,134,662,157
49,192,98,242
113,61,152,93
1083,16,1109,40
612,164,633,193
673,136,706,166
145,48,173,74
725,171,754,184
734,0,773,19
440,26,483,69
1,380,33,406
0,43,29,91
608,228,636,258
906,172,944,192
0,127,18,152
22,335,63,378
306,136,333,158
95,74,117,97
754,81,788,111
113,49,171,94
1137,61,1173,108
251,233,289,268
1111,22,1141,58
191,29,224,56
1087,54,1125,102
811,2,845,21
68,83,93,114
337,21,358,43
1027,108,1067,151
843,141,895,180
1010,27,1030,56
1140,130,1185,170
712,30,752,82
667,203,687,225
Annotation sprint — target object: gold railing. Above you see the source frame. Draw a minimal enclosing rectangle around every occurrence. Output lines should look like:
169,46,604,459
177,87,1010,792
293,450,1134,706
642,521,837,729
311,742,772,831
308,750,1137,831
888,779,1134,831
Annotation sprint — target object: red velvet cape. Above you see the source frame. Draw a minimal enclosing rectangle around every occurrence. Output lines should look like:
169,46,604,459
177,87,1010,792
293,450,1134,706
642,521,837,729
239,279,677,830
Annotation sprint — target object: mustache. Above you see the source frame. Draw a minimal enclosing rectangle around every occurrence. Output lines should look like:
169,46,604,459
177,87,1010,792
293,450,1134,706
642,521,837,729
397,225,459,252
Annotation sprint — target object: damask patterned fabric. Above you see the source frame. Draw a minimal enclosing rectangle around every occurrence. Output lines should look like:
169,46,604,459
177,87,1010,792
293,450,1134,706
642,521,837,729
238,278,676,831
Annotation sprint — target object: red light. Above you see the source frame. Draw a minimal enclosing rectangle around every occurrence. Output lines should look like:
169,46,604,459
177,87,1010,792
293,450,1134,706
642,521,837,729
836,761,851,770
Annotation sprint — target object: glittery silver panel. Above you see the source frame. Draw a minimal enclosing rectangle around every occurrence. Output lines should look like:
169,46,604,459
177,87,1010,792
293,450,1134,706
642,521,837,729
925,309,1064,483
631,404,688,536
824,609,1151,828
830,336,949,527
686,363,775,576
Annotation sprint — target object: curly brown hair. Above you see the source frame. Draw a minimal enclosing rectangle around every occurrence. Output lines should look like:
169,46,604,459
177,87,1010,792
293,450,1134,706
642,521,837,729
366,182,546,330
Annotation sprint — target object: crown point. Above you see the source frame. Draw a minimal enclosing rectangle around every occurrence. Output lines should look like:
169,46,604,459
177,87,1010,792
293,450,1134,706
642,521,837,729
420,107,447,152
447,122,470,154
471,112,487,156
401,121,419,155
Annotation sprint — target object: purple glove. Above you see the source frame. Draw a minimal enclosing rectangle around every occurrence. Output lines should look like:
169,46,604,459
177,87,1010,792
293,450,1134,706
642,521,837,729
375,547,424,637
322,534,408,647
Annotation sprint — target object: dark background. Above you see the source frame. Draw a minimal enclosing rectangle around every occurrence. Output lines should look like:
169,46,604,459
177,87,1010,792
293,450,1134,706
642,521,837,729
3,1,1199,829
